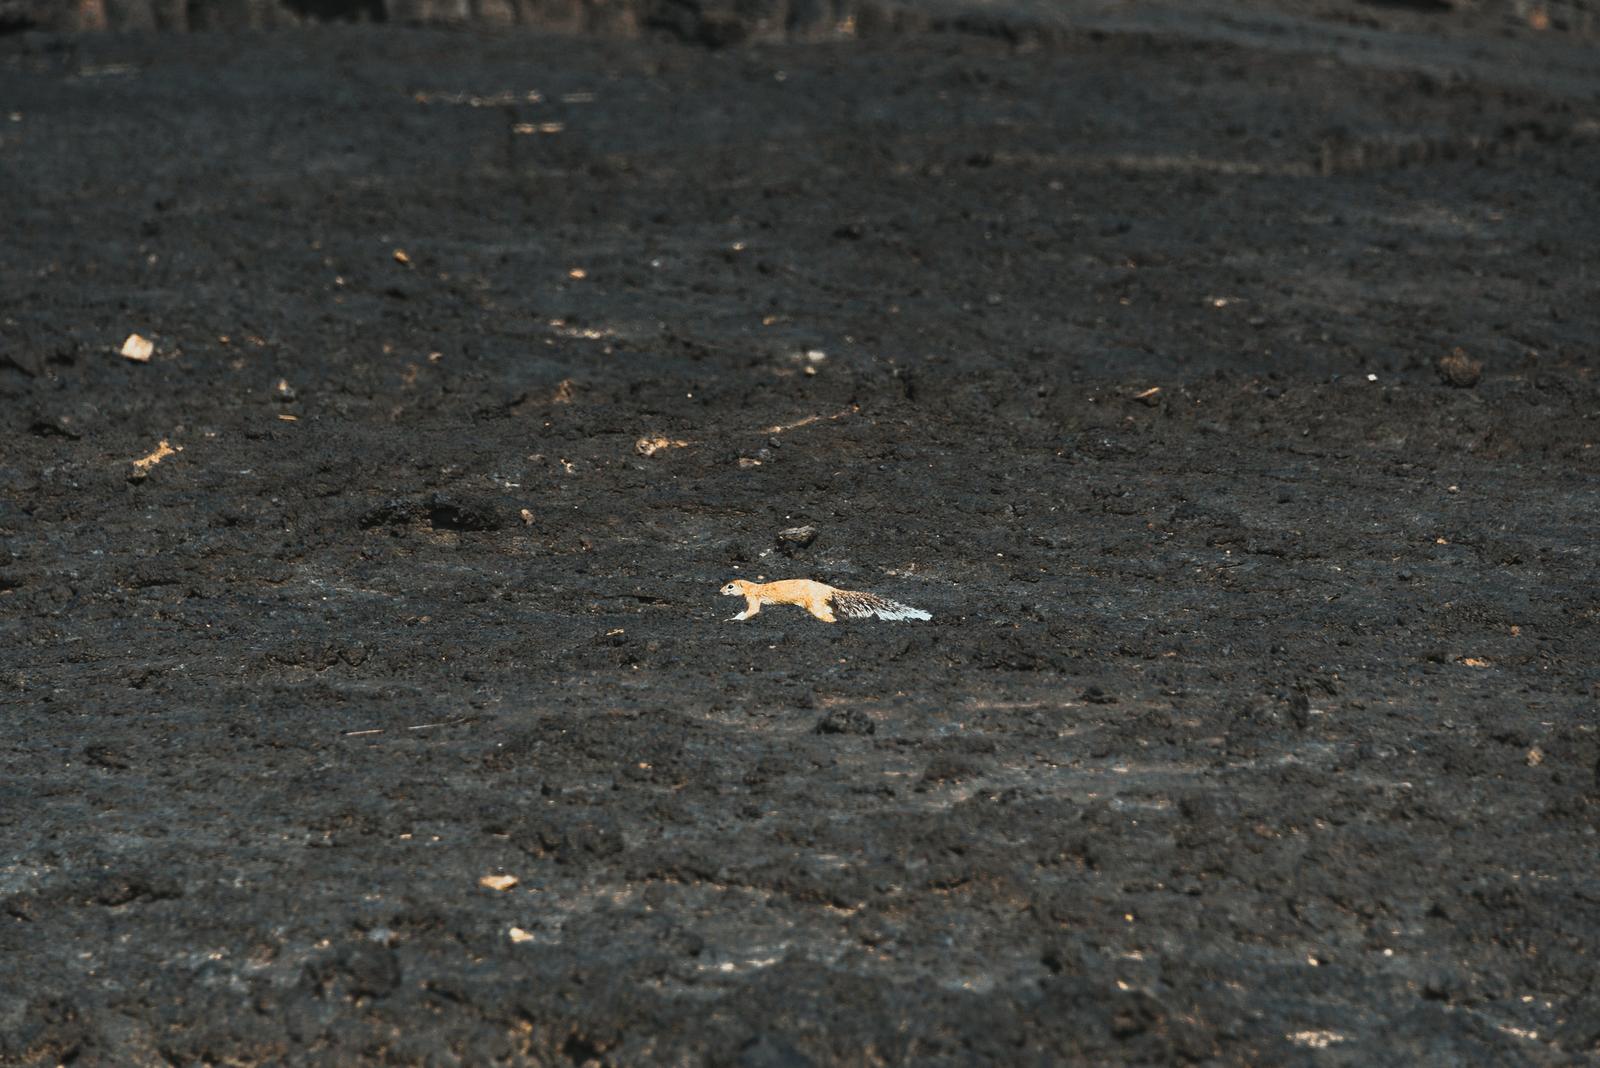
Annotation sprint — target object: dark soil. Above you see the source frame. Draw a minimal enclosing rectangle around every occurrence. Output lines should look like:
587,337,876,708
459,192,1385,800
3,8,1600,1065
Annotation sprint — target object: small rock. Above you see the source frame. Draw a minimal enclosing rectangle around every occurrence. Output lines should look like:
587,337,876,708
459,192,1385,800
1437,348,1482,388
1082,686,1118,705
636,436,689,457
776,525,817,556
29,412,84,439
479,873,519,891
119,333,154,362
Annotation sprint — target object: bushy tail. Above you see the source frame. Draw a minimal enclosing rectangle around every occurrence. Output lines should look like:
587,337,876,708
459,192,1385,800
831,589,932,622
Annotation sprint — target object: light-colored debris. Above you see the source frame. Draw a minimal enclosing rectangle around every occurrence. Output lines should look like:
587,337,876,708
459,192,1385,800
765,405,857,436
130,439,180,478
636,436,690,457
479,874,519,892
120,333,154,362
508,926,535,943
1287,1031,1346,1049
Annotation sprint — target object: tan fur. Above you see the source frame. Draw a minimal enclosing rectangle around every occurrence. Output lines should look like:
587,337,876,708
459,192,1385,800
720,578,839,622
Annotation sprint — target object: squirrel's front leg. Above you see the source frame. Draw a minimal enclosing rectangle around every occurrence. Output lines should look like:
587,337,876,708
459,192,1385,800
729,596,762,622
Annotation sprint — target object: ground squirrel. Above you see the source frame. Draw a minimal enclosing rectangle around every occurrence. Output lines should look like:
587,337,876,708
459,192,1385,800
720,578,931,623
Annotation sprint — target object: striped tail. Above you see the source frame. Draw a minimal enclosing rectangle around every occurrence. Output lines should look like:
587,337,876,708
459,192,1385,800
831,589,932,622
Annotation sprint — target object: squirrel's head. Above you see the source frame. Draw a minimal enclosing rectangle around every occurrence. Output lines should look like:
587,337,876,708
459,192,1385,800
720,580,748,596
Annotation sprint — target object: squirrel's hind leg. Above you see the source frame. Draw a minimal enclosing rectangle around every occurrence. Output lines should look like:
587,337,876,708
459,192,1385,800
807,597,837,623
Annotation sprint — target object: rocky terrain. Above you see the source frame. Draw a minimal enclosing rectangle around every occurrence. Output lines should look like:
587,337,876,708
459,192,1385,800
3,3,1599,1063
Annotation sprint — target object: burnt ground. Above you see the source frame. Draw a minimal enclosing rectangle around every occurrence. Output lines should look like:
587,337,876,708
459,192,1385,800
3,8,1600,1065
